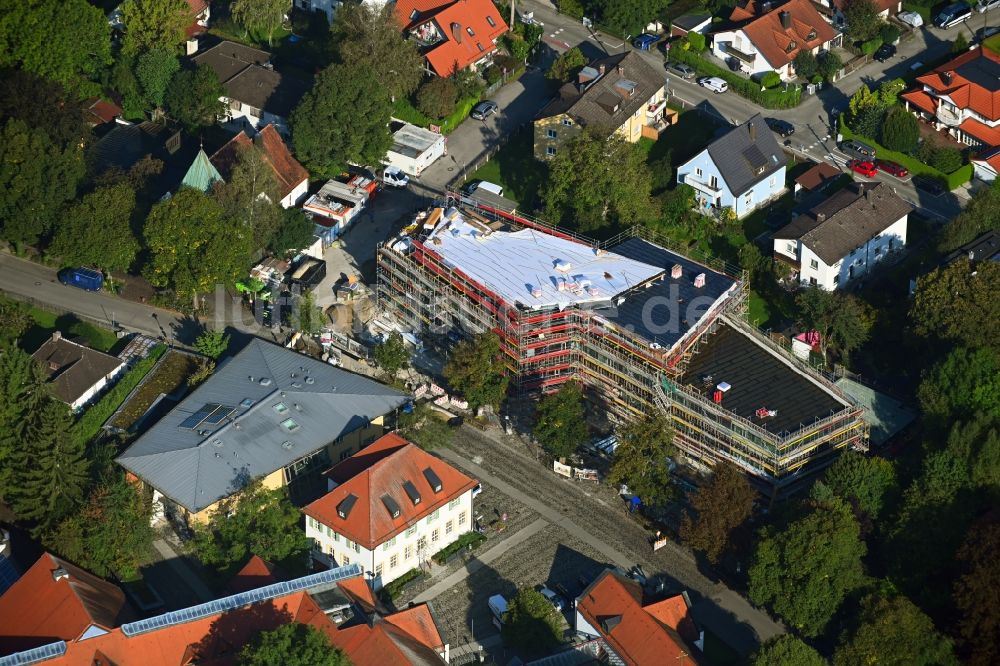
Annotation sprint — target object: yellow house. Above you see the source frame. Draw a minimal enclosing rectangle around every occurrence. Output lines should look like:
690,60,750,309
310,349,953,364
117,338,409,526
533,51,675,160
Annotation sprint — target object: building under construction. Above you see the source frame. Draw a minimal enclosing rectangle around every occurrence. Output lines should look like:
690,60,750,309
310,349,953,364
376,198,866,497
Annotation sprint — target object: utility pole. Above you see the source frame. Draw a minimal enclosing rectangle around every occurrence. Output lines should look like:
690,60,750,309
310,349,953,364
510,0,515,30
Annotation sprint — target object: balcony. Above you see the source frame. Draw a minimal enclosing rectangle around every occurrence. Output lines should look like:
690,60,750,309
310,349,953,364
646,99,667,120
683,173,723,193
936,104,963,127
725,44,757,64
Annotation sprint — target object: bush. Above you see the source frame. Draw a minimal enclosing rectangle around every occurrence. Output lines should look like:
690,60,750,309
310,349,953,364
381,568,424,601
670,49,802,109
686,32,706,52
861,38,883,55
881,106,920,153
818,50,843,81
431,531,487,564
546,46,587,83
760,71,781,89
557,0,584,19
416,77,459,120
483,64,502,85
494,54,518,74
931,146,964,173
881,23,900,44
793,50,818,79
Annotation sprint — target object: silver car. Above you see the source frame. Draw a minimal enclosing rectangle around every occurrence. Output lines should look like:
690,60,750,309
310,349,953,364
470,100,499,120
666,62,696,79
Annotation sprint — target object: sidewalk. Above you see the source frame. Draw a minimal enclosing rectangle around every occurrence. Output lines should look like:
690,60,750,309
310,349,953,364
151,539,214,603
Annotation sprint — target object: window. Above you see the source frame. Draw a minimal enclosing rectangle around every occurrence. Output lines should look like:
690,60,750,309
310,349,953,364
410,9,418,19
427,509,440,523
353,542,360,553
466,26,475,36
695,167,703,177
809,259,819,270
769,176,776,188
390,554,398,569
280,418,299,432
344,539,353,550
448,499,460,510
561,118,572,126
307,516,316,530
374,563,383,579
405,526,417,538
833,274,840,285
405,545,413,560
786,242,795,254
745,192,753,205
888,238,894,251
339,448,352,461
459,511,467,525
382,536,397,551
546,146,557,157
477,43,484,52
333,531,340,543
431,529,440,543
446,520,454,535
486,15,496,27
342,555,350,566
809,277,818,286
546,129,557,139
273,402,288,414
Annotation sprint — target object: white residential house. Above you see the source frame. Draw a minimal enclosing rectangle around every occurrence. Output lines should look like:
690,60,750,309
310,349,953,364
304,433,478,591
773,182,911,290
31,333,126,412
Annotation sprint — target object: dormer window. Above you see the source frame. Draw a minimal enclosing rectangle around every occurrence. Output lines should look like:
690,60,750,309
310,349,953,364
466,26,475,36
786,40,797,52
807,29,817,40
486,15,496,27
409,9,418,20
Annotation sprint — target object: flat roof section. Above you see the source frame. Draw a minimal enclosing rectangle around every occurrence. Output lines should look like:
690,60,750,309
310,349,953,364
423,210,663,309
389,122,443,158
680,323,848,434
606,238,737,350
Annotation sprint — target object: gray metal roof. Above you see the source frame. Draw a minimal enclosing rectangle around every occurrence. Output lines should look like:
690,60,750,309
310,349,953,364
705,114,786,197
116,338,408,513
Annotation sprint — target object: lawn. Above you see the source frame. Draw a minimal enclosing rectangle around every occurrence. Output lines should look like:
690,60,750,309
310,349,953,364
111,349,200,431
648,111,725,167
393,95,481,135
13,300,119,354
468,128,548,210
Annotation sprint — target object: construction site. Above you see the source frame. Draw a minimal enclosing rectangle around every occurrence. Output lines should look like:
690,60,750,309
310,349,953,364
376,197,867,497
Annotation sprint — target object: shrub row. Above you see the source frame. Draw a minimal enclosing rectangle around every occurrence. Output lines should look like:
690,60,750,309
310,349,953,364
670,48,802,109
431,531,487,565
381,567,424,601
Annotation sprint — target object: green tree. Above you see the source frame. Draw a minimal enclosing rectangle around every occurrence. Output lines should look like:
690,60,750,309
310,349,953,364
293,291,325,334
542,131,657,234
108,53,146,120
136,47,180,109
793,50,818,79
686,31,707,52
817,51,843,81
796,287,874,361
49,184,140,273
546,47,588,83
0,69,87,150
952,32,970,54
609,413,676,507
843,0,883,41
164,64,227,131
291,63,392,177
533,382,588,459
847,84,885,139
748,497,867,636
9,400,89,531
194,482,311,576
834,594,957,666
753,635,827,666
0,0,111,90
911,259,1000,354
0,341,50,500
270,208,317,256
501,588,563,655
918,347,1000,425
938,185,1000,251
231,0,288,46
212,143,283,248
443,332,509,410
120,0,190,57
144,188,253,307
0,119,85,247
0,298,32,344
47,474,155,579
822,451,897,521
398,403,453,451
953,515,1000,666
416,77,458,120
880,106,920,153
331,2,423,99
679,461,755,564
194,328,231,360
374,332,409,379
239,623,350,666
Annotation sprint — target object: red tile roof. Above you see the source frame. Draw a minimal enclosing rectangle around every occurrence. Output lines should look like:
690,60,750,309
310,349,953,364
576,570,700,666
0,553,133,656
225,555,280,594
385,604,445,653
794,162,842,191
915,47,1000,121
304,434,478,550
395,0,509,76
209,125,309,201
733,0,836,69
902,89,937,115
959,117,1000,145
83,98,122,125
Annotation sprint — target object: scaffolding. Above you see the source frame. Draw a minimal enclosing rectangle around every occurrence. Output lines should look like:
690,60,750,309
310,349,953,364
376,202,867,496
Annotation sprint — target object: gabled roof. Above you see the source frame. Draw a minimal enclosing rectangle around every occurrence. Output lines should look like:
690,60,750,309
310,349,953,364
82,98,122,125
225,555,281,594
396,0,509,76
731,0,836,69
794,161,842,191
180,147,223,192
0,553,133,656
210,125,309,201
535,51,664,131
576,570,700,666
31,334,125,406
773,182,912,264
915,47,1000,122
703,114,786,197
304,434,478,550
192,41,310,117
116,338,408,513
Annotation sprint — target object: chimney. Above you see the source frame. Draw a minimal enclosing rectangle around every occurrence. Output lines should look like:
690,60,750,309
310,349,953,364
52,331,62,341
942,71,953,85
598,64,606,75
694,273,706,288
816,212,826,222
671,263,683,279
451,22,462,44
748,120,756,142
52,567,69,582
617,64,624,76
779,11,791,29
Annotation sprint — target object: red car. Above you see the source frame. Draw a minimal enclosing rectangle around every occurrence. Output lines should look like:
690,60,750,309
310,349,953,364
848,159,878,178
877,160,909,178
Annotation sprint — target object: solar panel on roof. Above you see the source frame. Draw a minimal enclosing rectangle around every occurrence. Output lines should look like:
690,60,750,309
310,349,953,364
178,403,219,429
0,640,67,666
742,144,767,171
0,555,19,595
201,405,236,426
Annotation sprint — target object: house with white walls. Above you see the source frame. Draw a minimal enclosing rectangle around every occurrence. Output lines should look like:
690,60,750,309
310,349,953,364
773,182,911,290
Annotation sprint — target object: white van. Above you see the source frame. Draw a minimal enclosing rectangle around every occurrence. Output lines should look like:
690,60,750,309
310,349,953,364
697,76,729,93
488,594,508,629
468,181,504,197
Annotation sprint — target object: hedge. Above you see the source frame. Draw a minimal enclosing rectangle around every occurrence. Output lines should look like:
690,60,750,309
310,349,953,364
670,48,802,109
838,115,972,190
381,568,424,601
71,344,166,445
431,531,486,564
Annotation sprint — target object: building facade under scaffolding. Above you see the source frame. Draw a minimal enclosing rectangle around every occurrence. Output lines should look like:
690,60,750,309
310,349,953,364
376,199,867,497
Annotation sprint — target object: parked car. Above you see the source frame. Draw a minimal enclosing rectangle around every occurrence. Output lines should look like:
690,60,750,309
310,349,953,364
765,117,794,137
976,25,1000,40
666,62,696,79
977,0,1000,13
726,57,742,71
848,159,878,177
382,166,409,188
633,33,659,50
913,175,947,195
488,595,508,629
517,10,542,25
697,76,729,93
58,267,104,291
841,139,877,159
465,180,504,197
877,160,909,178
934,1,972,28
874,43,897,62
470,100,499,120
899,10,924,27
534,584,565,612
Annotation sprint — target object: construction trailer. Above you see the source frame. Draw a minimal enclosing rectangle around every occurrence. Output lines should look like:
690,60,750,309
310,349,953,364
376,199,866,498
383,121,446,177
